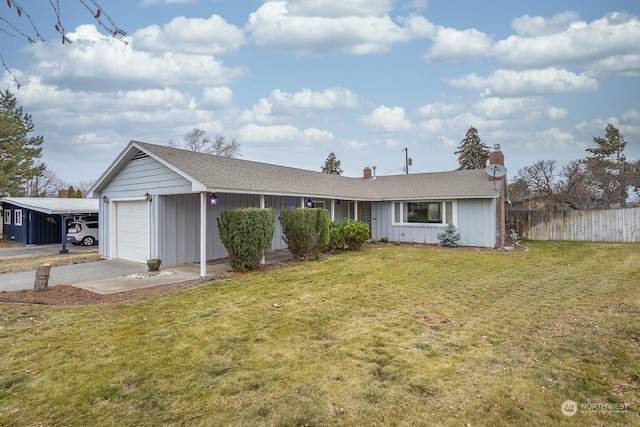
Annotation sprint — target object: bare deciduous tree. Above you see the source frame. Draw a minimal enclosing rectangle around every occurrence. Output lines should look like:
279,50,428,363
514,159,600,210
1,1,126,86
169,128,241,158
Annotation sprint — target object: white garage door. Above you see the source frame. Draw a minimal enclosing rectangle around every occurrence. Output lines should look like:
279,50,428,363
115,200,149,263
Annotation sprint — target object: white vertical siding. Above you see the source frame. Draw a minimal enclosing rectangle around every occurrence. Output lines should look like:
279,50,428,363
456,199,495,247
158,192,311,266
370,199,495,247
158,194,200,267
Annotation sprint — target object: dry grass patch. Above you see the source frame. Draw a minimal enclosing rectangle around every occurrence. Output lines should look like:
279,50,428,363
0,252,102,274
1,241,639,426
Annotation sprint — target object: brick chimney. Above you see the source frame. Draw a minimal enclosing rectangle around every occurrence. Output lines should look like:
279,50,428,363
363,167,372,179
58,189,68,198
489,144,504,166
488,144,506,248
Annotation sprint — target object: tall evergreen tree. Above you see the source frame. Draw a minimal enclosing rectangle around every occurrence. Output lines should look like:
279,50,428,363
455,127,490,170
321,152,343,175
0,90,45,196
585,123,639,208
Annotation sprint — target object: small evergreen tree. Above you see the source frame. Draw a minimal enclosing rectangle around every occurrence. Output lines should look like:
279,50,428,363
437,223,461,247
585,123,638,208
455,127,490,170
321,152,343,175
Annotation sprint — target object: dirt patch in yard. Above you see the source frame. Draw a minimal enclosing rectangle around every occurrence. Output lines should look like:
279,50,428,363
0,279,211,306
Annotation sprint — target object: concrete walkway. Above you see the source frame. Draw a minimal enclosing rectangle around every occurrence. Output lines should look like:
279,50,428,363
0,250,292,295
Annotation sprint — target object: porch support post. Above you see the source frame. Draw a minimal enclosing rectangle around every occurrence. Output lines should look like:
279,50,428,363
354,200,359,220
330,199,335,221
260,195,266,265
200,191,207,277
300,197,305,208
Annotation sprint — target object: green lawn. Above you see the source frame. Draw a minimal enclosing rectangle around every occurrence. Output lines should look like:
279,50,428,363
1,241,639,426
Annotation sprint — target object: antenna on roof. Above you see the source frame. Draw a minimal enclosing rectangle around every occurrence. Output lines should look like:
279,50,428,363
485,163,508,191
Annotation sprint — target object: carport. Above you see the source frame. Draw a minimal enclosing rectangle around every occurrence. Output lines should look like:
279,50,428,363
0,197,99,251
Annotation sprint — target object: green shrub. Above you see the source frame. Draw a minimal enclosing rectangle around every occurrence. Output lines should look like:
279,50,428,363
343,220,370,250
328,220,347,252
217,208,275,272
280,208,329,260
328,219,370,252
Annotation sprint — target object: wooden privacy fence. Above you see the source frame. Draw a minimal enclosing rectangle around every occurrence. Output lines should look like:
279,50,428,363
508,207,640,242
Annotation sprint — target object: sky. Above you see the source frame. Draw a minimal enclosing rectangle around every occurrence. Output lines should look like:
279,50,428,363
1,0,639,187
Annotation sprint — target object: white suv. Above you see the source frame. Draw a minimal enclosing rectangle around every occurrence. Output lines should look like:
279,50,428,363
67,220,99,246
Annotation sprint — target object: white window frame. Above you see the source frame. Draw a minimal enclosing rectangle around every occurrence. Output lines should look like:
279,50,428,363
312,201,325,209
393,201,455,226
14,209,23,226
4,209,11,225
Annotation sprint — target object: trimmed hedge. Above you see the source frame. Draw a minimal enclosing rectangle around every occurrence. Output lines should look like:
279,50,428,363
280,208,329,260
328,219,370,252
217,208,275,272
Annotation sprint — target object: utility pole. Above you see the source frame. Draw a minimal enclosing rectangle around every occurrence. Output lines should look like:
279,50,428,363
403,147,412,174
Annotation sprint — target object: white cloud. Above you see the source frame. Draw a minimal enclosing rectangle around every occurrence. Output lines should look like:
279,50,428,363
362,106,414,132
28,25,245,90
541,128,582,150
472,97,566,121
622,109,640,123
200,87,233,109
133,15,246,55
546,106,568,120
586,54,640,79
239,87,359,123
239,98,274,124
270,87,360,110
446,67,598,96
246,1,433,55
416,117,445,134
237,123,334,143
377,138,400,148
417,101,466,117
425,27,492,61
511,11,581,37
342,139,368,149
287,0,395,17
493,12,640,69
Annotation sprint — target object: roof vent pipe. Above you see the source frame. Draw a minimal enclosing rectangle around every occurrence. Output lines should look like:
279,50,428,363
372,166,377,179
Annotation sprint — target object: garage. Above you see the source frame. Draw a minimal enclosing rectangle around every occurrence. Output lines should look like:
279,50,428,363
115,200,149,263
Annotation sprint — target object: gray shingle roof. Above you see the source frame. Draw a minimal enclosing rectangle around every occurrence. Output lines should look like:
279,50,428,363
134,141,500,200
0,197,99,215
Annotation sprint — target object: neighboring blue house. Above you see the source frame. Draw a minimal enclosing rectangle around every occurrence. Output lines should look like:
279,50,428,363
1,197,99,245
90,141,509,277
